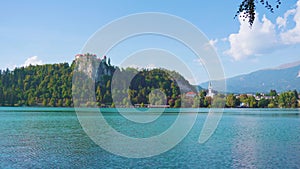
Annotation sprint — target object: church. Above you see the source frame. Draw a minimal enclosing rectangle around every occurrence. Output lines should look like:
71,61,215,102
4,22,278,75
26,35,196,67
206,82,214,98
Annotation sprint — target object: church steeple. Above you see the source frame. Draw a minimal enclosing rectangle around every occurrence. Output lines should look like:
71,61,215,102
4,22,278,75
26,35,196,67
207,82,214,98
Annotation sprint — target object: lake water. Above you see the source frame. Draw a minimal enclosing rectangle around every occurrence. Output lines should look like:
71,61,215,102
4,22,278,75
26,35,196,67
1,107,300,168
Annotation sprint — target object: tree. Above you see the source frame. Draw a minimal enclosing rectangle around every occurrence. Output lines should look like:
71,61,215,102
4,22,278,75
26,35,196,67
212,96,226,108
65,98,72,107
205,96,212,108
258,98,269,108
197,90,207,107
199,90,207,97
42,99,47,106
192,96,200,108
268,98,277,108
57,99,63,107
293,90,299,100
269,89,277,97
239,94,248,104
226,94,239,108
236,0,281,27
168,99,174,107
278,91,298,108
0,88,3,106
248,96,257,108
49,98,56,107
108,58,111,66
174,99,181,108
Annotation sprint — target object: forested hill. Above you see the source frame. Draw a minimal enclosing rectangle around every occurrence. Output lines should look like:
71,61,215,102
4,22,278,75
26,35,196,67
0,55,195,107
0,63,74,107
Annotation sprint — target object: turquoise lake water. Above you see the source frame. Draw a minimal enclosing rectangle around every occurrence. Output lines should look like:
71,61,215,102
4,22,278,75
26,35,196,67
1,107,300,168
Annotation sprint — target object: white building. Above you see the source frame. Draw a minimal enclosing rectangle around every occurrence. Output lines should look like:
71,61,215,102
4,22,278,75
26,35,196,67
207,82,214,98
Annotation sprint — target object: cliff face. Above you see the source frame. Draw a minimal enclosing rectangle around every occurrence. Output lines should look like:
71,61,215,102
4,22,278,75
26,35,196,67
74,53,113,82
74,53,195,94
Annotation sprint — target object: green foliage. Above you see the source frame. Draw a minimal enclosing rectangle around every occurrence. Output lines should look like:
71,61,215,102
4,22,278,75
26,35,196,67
124,69,187,108
0,61,195,108
226,94,239,108
0,63,72,107
278,90,298,108
269,89,277,97
258,98,269,108
220,90,299,108
235,0,281,27
174,99,181,108
0,59,298,109
212,95,226,108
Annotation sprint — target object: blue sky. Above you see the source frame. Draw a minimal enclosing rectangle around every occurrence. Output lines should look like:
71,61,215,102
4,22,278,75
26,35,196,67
1,0,300,83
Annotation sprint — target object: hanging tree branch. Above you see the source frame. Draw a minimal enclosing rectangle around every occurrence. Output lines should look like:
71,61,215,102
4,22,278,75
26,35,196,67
235,0,281,27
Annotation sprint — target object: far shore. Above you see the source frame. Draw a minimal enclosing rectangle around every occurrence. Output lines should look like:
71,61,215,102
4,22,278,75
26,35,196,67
0,106,299,112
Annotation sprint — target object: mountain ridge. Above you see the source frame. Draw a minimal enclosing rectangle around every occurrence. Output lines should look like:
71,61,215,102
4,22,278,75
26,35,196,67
200,61,300,93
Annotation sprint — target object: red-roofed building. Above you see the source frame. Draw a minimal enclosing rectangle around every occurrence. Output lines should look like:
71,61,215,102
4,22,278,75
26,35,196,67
75,54,83,59
186,91,197,98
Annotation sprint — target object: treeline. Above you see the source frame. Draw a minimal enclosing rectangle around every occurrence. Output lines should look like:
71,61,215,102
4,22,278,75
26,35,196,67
0,63,73,107
0,61,194,107
0,60,299,108
72,66,194,107
193,89,299,108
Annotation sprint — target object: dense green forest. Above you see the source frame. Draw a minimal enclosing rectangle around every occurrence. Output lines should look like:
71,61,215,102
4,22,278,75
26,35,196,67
72,65,192,108
0,63,73,107
0,57,299,108
0,59,194,107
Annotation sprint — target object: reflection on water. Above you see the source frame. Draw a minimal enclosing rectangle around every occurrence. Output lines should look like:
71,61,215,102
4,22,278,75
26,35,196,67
0,108,300,168
230,115,300,168
231,116,259,168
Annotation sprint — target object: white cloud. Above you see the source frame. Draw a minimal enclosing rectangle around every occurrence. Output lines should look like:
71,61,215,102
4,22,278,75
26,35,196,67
209,39,218,47
221,38,228,42
225,0,300,60
193,58,205,66
23,56,43,67
146,64,157,69
280,0,300,44
226,13,278,60
2,64,17,70
125,63,157,70
276,9,296,29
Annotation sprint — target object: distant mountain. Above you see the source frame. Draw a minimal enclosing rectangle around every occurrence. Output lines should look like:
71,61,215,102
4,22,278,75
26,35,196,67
276,61,300,69
200,61,300,93
193,85,204,92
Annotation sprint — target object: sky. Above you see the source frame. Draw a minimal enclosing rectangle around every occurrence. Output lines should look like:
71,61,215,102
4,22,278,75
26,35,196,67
1,0,300,84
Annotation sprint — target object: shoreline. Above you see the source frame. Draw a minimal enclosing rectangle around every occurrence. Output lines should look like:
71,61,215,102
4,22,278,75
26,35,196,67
0,106,299,112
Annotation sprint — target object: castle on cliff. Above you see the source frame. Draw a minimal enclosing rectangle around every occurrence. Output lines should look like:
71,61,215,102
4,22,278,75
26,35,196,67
74,53,113,82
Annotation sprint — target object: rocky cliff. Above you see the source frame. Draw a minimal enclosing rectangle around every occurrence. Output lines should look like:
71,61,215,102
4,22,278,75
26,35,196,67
74,53,113,82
